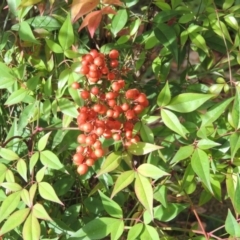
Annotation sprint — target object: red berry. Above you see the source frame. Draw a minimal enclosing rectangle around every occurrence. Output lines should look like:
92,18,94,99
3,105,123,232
110,59,119,68
73,153,85,165
94,148,104,158
109,49,119,59
77,164,88,175
81,90,90,100
71,82,80,89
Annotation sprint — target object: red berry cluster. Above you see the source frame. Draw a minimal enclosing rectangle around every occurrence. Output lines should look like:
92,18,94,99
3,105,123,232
71,49,149,175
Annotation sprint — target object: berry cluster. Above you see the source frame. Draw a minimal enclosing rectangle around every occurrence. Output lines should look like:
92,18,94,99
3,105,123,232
71,49,149,175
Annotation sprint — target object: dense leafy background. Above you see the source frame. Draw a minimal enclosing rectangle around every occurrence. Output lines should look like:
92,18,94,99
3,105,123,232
0,0,240,239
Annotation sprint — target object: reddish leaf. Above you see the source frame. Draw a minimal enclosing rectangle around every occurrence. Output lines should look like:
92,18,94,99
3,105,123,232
102,0,123,6
88,12,103,38
101,6,117,15
71,0,100,23
78,11,102,32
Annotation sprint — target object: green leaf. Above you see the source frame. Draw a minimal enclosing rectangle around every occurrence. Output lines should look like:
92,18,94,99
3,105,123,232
154,24,178,62
0,148,19,161
127,223,143,240
32,203,52,221
225,209,240,237
0,191,21,223
233,177,240,214
5,88,28,105
19,21,40,44
29,152,39,174
135,173,153,218
96,152,123,177
137,163,170,180
1,182,22,192
46,39,63,53
58,14,74,50
29,183,37,204
57,98,78,118
21,189,31,208
224,15,238,31
157,81,171,107
154,203,189,222
140,124,154,143
38,132,52,151
170,145,194,164
111,170,135,198
111,9,128,36
36,166,46,182
191,148,213,193
197,139,220,150
110,219,124,240
232,88,240,129
53,176,75,196
40,150,64,170
140,224,160,240
38,182,64,205
128,142,163,156
71,217,121,239
0,62,16,89
161,109,188,138
189,32,208,54
230,133,240,162
0,163,7,184
0,208,30,236
17,158,27,181
200,97,234,127
23,212,41,240
166,93,213,113
98,191,123,218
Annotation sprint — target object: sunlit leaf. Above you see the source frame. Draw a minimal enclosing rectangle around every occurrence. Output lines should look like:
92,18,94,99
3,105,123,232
38,182,64,205
127,223,143,240
135,173,153,218
225,209,240,237
0,208,30,236
38,132,52,151
0,148,19,161
128,142,163,156
111,9,128,36
111,170,135,198
40,150,64,170
19,21,40,44
137,163,170,180
23,212,41,240
32,203,52,221
17,158,27,181
5,88,28,105
157,81,171,107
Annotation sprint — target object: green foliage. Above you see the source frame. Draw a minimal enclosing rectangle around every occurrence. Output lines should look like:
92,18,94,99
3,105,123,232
0,0,240,239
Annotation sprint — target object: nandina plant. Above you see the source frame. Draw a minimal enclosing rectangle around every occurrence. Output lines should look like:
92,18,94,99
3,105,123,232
0,0,240,239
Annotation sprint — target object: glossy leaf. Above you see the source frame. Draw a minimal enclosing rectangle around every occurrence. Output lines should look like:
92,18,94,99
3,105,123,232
191,148,213,193
0,163,7,184
40,150,64,170
32,203,52,221
166,93,213,113
19,21,40,44
232,88,240,129
170,145,194,164
29,152,39,174
46,39,63,53
135,173,153,218
157,81,171,107
230,133,240,162
38,182,64,205
0,208,30,236
127,142,163,156
29,183,37,204
111,9,128,36
140,124,154,143
98,191,123,218
154,24,178,62
127,223,143,240
1,182,22,192
154,203,189,222
36,166,46,182
0,148,19,161
225,209,240,237
110,219,124,240
140,224,159,240
5,88,28,105
189,32,208,54
0,191,21,223
96,152,123,177
57,98,78,118
0,62,15,89
137,163,170,180
17,158,27,181
111,170,135,198
197,139,220,150
58,14,74,50
161,109,188,138
233,177,240,214
38,132,52,151
23,212,41,240
21,189,31,208
201,97,234,127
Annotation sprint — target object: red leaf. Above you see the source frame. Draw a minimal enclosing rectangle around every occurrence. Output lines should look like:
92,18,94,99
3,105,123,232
78,11,102,33
101,6,116,15
88,13,102,38
71,0,100,23
102,0,124,6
